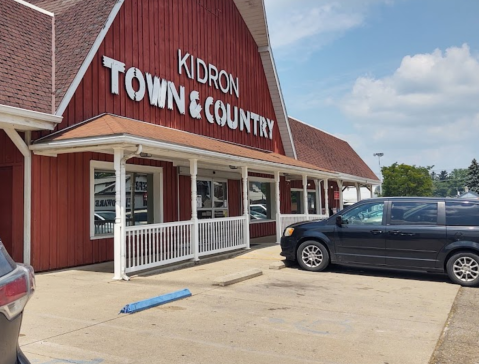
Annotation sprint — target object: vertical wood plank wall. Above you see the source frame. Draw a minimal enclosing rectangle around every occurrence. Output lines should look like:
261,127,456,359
0,131,24,261
51,0,285,154
31,152,177,271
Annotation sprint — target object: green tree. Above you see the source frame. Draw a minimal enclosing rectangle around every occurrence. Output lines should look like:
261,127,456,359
381,163,434,197
466,159,479,193
438,170,448,181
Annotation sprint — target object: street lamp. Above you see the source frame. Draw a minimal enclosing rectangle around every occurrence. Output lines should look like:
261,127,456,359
373,153,384,196
373,152,384,170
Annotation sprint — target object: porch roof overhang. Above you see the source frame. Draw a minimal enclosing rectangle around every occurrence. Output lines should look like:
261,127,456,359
30,114,337,178
0,104,62,131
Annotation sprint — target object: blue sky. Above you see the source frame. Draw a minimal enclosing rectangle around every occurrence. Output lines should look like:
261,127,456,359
264,0,479,178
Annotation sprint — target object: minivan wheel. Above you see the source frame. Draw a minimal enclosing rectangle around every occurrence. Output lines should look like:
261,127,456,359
446,252,479,287
296,240,330,272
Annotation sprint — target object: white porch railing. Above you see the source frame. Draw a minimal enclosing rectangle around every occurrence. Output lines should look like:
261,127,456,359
279,214,328,235
198,216,247,256
125,220,194,273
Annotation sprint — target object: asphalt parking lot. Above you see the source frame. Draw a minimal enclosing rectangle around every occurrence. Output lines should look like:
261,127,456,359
20,245,463,364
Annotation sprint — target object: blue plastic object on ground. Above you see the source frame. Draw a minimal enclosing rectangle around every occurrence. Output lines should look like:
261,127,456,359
119,288,192,314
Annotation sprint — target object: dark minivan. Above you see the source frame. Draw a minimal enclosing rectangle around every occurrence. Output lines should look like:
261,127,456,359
281,197,479,286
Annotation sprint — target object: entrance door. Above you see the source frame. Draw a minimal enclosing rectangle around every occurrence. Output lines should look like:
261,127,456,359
0,167,13,254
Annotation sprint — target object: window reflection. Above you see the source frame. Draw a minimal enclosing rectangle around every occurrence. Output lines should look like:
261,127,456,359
249,181,272,220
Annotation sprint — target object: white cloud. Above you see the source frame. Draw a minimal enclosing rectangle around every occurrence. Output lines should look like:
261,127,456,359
265,0,391,52
337,44,479,170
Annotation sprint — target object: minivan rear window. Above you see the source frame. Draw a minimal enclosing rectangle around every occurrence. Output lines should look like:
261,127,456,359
390,202,438,225
446,202,479,226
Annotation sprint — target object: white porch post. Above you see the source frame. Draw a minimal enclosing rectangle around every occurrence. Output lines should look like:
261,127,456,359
4,128,32,265
113,148,124,280
338,180,344,211
323,179,329,216
315,179,321,215
370,184,374,198
275,171,281,243
190,159,199,261
241,167,250,249
120,153,128,280
302,174,308,216
356,183,361,202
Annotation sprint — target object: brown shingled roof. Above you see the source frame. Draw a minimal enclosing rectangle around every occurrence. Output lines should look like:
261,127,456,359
289,117,379,181
34,114,334,174
27,0,118,110
0,0,53,113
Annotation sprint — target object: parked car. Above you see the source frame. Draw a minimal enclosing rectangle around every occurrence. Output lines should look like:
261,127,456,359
281,197,479,286
0,239,35,364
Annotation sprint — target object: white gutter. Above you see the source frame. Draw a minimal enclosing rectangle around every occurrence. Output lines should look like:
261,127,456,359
14,0,54,16
336,172,380,185
0,104,62,131
3,128,32,265
30,135,338,180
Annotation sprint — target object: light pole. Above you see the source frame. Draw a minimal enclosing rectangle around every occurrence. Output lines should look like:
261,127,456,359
373,153,384,196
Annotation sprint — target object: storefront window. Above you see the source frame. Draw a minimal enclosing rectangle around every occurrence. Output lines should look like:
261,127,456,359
291,190,317,214
197,179,228,219
91,161,162,238
249,181,272,220
93,171,154,235
291,190,302,214
308,191,317,214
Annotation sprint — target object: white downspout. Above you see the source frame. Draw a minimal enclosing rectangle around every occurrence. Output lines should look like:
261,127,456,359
338,180,344,211
241,167,250,249
190,159,199,261
4,128,31,265
302,174,308,216
274,171,281,243
113,145,142,281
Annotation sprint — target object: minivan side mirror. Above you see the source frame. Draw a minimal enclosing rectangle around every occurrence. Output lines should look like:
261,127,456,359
336,215,343,226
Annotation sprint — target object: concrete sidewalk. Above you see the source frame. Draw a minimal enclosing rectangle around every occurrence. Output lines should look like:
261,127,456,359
20,245,460,364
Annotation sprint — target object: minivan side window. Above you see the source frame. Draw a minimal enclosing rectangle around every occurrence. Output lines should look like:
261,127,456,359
341,202,384,225
390,202,438,225
446,202,479,226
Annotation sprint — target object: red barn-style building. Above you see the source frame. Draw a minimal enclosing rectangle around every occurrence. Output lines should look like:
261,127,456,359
0,0,379,278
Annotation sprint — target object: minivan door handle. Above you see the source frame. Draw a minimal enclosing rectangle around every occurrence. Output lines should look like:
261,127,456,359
389,230,400,235
400,233,415,237
370,230,383,235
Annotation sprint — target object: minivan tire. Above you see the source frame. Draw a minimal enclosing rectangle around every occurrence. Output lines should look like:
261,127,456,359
446,252,479,287
297,240,330,272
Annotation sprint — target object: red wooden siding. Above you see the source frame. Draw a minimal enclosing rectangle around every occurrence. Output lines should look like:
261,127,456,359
30,152,177,271
250,222,276,239
318,180,340,213
0,130,23,165
179,175,191,221
50,0,285,154
289,179,316,190
0,131,24,261
228,179,241,217
281,176,292,214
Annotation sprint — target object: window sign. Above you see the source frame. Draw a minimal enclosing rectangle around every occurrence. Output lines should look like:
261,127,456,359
102,49,276,140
